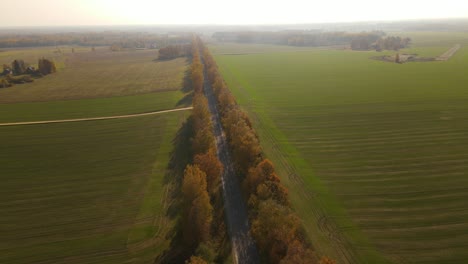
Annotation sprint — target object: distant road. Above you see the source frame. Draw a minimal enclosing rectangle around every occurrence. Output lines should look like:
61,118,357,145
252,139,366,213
436,44,461,61
0,107,193,127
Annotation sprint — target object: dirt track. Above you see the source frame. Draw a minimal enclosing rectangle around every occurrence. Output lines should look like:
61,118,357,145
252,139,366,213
202,57,260,263
436,44,461,61
0,107,193,127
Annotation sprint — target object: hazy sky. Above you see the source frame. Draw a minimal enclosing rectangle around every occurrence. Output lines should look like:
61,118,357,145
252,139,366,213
3,0,468,26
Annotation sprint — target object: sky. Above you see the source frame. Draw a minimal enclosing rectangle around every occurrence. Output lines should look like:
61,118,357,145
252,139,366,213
2,0,468,26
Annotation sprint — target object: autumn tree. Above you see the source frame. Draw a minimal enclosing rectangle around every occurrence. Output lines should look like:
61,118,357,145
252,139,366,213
11,59,26,75
182,165,207,205
192,131,214,156
192,95,215,155
192,94,212,131
0,78,12,88
182,165,213,246
280,240,317,264
190,190,213,243
191,60,204,93
222,111,261,175
230,122,261,174
158,44,191,60
195,243,216,263
216,88,236,114
222,107,253,131
244,159,275,195
377,36,411,51
201,43,321,264
194,148,223,197
251,199,303,263
186,256,207,264
244,159,289,207
319,256,336,264
38,58,56,75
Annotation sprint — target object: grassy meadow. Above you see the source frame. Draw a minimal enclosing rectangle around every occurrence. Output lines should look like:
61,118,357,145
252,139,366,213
0,45,192,263
212,32,468,264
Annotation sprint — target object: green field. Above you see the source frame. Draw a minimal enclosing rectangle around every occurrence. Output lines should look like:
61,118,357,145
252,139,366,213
0,90,189,123
0,112,189,264
212,32,468,264
0,45,192,263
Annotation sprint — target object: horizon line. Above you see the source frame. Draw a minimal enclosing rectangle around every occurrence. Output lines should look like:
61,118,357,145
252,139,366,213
1,17,468,29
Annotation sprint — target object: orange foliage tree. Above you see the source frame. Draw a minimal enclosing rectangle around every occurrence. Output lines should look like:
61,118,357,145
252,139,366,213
182,165,213,245
250,199,307,263
186,256,208,264
180,35,227,263
201,42,332,264
194,148,223,197
244,159,289,207
191,94,215,155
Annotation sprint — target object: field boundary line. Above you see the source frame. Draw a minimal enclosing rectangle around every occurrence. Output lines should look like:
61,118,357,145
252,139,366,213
0,107,193,127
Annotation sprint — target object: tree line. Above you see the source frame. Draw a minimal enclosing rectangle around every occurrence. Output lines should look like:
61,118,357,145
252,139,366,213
201,41,335,264
213,31,410,51
0,32,191,48
158,44,192,60
374,36,411,51
180,36,229,264
1,58,56,87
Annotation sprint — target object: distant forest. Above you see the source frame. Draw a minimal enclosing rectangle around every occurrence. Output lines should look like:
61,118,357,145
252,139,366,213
0,32,192,48
213,31,411,51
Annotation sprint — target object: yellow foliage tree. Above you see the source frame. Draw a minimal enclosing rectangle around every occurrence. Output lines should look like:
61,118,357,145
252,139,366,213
194,148,223,197
182,165,213,245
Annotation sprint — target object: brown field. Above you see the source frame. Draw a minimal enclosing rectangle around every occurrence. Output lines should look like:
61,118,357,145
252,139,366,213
0,47,187,103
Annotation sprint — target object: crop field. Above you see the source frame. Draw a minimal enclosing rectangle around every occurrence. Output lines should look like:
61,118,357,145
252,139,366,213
0,112,189,264
209,42,320,55
212,32,468,264
0,44,192,263
0,47,187,103
0,46,72,70
0,45,191,123
396,32,468,57
0,90,189,123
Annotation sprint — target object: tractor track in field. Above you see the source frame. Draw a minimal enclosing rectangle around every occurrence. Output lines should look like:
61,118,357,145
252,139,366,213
0,107,193,127
218,63,362,264
248,110,362,264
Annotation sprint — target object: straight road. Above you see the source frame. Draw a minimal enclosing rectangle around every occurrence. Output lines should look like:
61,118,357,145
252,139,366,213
202,57,260,264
